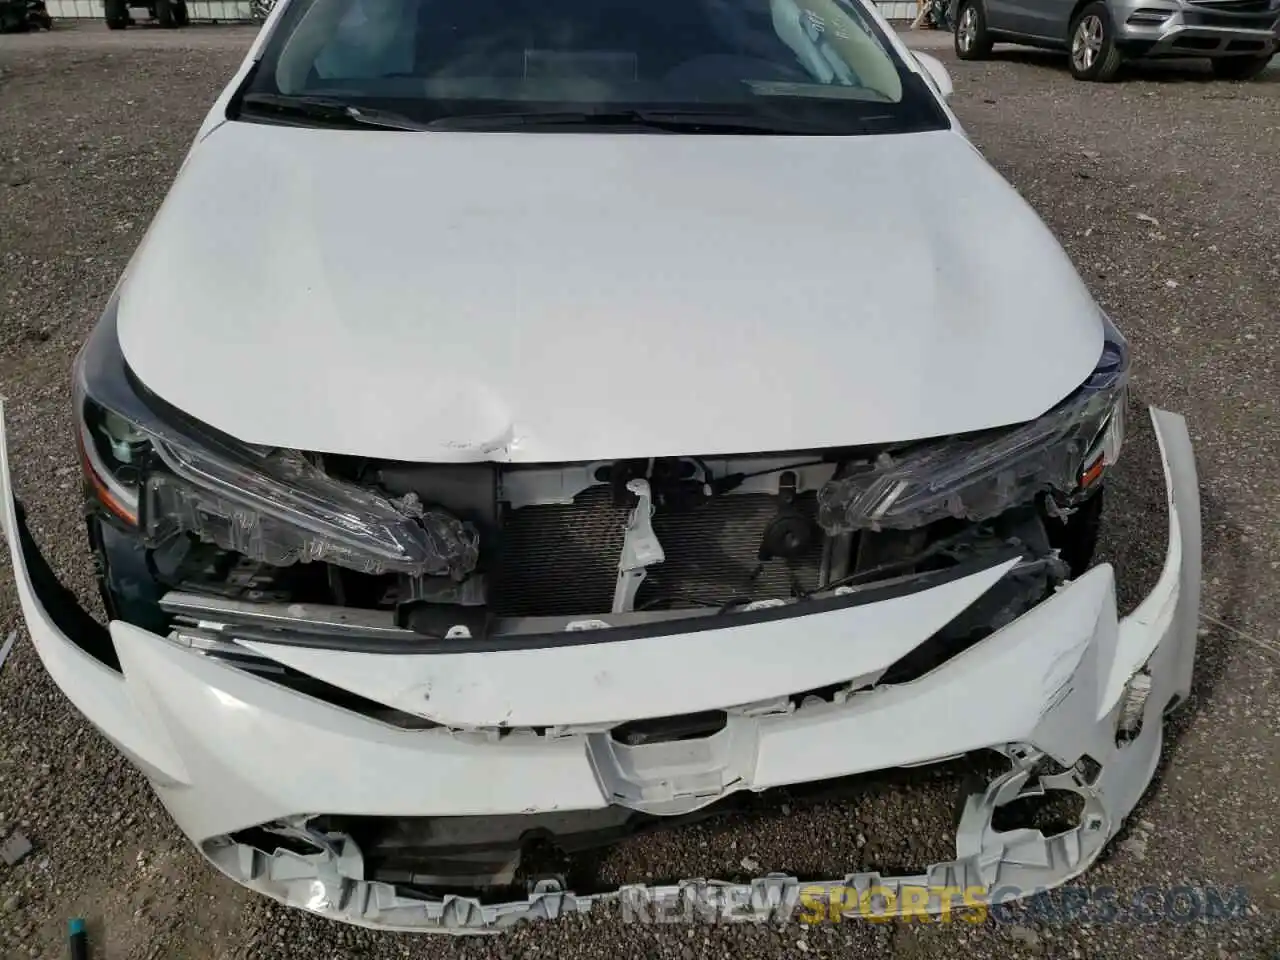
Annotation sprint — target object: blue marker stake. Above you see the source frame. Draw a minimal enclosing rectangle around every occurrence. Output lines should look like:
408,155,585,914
68,918,88,960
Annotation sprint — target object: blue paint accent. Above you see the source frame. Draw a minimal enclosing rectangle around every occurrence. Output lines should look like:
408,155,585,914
69,918,86,936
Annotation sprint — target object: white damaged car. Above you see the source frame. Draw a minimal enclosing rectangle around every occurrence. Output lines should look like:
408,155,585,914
0,0,1200,932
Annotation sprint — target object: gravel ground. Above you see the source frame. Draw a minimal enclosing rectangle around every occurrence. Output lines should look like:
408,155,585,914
1,21,1278,960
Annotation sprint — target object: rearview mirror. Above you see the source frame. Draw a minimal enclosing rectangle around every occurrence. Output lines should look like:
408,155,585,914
913,52,954,100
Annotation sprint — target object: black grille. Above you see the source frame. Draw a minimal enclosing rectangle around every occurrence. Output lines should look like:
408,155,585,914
492,486,825,617
1187,0,1272,10
1183,0,1277,24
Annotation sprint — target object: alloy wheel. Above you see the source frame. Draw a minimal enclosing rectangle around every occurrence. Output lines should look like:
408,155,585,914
1072,14,1104,72
958,6,978,53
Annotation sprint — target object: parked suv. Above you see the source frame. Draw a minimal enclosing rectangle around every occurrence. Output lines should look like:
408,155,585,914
954,0,1278,80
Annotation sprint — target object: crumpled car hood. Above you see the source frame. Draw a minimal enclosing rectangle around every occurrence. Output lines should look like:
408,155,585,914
117,122,1102,463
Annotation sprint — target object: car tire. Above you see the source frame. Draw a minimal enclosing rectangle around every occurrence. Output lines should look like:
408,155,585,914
104,0,128,28
1069,2,1122,81
1210,55,1270,81
954,0,994,60
155,0,175,26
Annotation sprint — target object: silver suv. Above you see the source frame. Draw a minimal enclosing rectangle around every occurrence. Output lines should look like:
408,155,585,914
953,0,1279,80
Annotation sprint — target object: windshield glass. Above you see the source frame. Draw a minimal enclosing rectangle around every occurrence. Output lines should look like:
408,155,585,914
239,0,948,134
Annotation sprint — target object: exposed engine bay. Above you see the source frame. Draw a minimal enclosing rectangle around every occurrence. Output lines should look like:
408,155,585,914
77,296,1123,667
103,445,1099,660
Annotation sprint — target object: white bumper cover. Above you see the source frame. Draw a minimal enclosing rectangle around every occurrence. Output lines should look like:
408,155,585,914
0,406,1201,932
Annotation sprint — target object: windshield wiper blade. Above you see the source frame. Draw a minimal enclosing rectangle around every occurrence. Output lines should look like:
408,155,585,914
427,108,826,134
239,93,430,132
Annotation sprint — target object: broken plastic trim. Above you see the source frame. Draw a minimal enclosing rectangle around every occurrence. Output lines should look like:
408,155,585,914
817,316,1129,533
10,499,119,670
159,548,1022,654
200,745,1113,932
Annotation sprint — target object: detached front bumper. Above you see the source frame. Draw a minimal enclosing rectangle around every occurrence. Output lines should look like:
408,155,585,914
0,405,1201,932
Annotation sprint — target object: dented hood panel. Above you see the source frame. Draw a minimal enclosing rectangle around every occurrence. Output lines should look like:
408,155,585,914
117,123,1102,462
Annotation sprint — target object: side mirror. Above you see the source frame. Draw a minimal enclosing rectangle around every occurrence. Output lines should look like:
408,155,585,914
913,52,954,100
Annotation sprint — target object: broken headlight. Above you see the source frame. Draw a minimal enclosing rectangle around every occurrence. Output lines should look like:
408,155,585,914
73,329,478,578
817,315,1129,533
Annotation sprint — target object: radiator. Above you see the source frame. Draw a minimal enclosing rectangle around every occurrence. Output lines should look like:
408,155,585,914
492,486,825,617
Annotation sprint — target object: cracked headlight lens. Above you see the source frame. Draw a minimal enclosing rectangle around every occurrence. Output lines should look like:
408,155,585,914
817,315,1129,533
73,331,478,578
140,439,477,577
